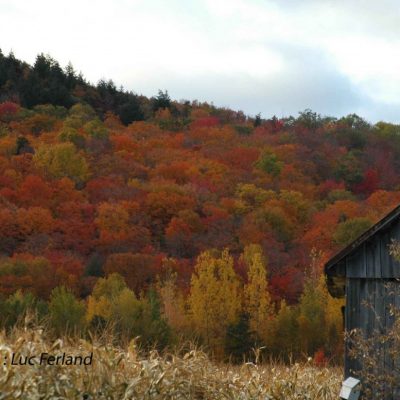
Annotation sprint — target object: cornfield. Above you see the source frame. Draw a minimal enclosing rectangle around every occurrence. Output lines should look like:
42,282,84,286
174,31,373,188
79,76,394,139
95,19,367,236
0,327,342,399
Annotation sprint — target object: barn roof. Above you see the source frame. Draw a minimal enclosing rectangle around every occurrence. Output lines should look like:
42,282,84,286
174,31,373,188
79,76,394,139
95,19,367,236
325,204,400,296
325,204,400,273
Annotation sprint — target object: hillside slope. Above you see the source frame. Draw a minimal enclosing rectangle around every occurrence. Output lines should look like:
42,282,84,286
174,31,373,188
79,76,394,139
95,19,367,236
1,51,400,359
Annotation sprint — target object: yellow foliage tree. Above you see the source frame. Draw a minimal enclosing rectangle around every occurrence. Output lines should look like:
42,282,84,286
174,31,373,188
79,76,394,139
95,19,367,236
189,249,241,357
157,264,188,334
86,273,127,322
95,202,130,233
33,142,89,183
112,287,142,334
242,244,275,346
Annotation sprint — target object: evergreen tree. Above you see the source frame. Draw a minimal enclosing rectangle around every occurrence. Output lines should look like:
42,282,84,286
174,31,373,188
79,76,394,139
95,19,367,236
254,113,262,127
224,313,253,363
152,90,171,112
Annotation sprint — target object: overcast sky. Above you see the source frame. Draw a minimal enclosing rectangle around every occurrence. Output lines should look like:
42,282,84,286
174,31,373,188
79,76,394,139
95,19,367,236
1,0,400,123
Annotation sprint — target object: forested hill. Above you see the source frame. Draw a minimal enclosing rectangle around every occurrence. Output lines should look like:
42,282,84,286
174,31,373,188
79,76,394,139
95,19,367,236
0,50,193,125
1,51,400,306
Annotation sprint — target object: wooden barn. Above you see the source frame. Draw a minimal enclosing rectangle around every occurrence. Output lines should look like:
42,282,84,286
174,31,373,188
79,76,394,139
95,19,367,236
325,204,400,398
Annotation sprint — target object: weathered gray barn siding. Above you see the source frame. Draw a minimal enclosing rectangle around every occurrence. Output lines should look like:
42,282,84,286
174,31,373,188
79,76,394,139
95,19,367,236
341,219,400,399
345,278,399,397
344,219,400,279
326,206,400,399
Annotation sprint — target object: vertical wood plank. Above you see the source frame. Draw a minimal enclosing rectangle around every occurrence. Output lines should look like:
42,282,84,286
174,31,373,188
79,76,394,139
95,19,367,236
374,280,385,399
344,277,351,378
384,281,395,398
366,237,381,278
351,278,361,377
345,278,358,378
381,230,395,278
359,279,367,336
393,282,400,398
347,247,367,278
390,222,400,278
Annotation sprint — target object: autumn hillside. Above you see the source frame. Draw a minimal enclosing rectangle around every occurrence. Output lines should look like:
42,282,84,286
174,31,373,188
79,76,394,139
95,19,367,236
1,51,400,360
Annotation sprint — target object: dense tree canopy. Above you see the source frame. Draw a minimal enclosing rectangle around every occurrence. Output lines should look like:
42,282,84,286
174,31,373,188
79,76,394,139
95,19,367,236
1,50,400,360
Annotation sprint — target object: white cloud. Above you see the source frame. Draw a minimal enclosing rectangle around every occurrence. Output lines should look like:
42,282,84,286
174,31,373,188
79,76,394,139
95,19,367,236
1,0,400,121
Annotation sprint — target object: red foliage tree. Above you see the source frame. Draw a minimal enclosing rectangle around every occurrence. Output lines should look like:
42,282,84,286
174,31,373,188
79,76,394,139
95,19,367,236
18,175,53,207
0,102,20,121
353,168,379,196
103,252,162,294
191,116,219,128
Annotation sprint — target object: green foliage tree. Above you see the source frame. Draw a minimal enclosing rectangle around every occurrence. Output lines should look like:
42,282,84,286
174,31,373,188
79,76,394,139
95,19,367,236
254,113,262,127
64,103,97,129
87,274,170,347
84,253,105,277
0,290,36,329
90,273,126,304
58,126,86,148
326,189,355,203
259,207,294,242
271,300,299,359
333,217,373,247
334,151,364,186
117,97,144,124
83,119,109,139
111,287,142,335
21,54,74,108
49,287,86,335
297,109,323,130
14,135,33,155
224,313,253,363
135,289,171,350
256,152,283,177
235,184,273,208
152,90,171,112
33,104,68,118
296,254,343,360
297,276,327,355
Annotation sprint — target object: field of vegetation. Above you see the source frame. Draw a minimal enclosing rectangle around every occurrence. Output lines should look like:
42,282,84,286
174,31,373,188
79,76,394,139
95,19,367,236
0,326,341,400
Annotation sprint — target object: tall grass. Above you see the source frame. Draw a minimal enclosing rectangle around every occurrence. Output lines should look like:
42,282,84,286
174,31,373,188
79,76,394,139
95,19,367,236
0,325,342,399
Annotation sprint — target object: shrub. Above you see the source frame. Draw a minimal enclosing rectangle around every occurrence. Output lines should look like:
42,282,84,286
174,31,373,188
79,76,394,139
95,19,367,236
48,287,86,335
